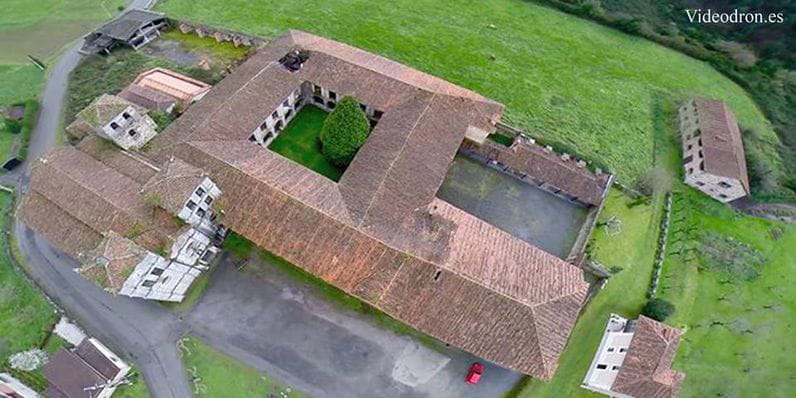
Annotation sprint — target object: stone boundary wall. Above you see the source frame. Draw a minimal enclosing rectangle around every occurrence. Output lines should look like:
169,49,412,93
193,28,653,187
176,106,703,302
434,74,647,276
567,173,615,263
649,192,672,297
172,20,265,48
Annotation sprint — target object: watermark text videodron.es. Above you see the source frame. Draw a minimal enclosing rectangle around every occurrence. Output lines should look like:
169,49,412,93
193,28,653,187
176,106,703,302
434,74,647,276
685,9,785,24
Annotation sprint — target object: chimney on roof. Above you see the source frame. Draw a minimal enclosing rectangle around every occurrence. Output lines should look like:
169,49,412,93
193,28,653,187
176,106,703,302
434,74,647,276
561,153,570,161
576,160,586,168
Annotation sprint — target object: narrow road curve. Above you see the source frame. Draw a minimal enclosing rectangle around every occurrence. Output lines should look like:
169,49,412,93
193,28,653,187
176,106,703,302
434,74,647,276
12,1,196,397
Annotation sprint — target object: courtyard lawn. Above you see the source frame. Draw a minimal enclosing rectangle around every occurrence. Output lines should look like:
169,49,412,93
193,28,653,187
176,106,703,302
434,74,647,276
178,336,309,398
0,192,57,363
518,189,663,397
157,0,781,188
268,105,344,181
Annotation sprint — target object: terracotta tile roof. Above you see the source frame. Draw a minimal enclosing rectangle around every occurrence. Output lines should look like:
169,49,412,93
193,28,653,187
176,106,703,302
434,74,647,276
77,231,149,293
693,98,750,193
131,68,211,104
17,191,104,259
461,139,611,206
118,83,177,112
612,316,686,398
141,157,207,215
171,137,589,379
21,146,180,255
24,30,591,379
77,135,160,184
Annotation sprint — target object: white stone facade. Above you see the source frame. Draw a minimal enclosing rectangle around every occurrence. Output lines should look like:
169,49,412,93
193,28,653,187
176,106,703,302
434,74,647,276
176,177,222,231
679,100,746,203
581,314,635,398
99,105,158,150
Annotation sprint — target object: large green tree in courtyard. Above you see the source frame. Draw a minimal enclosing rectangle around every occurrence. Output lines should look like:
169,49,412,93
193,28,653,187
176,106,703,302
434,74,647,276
319,96,370,167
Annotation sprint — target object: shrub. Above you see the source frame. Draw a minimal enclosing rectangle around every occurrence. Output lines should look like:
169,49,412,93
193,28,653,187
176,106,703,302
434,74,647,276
319,96,370,167
642,298,676,322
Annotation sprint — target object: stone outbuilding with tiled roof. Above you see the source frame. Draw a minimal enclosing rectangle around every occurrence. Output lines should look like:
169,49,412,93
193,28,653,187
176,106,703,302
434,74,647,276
66,94,158,150
679,98,749,203
583,314,685,398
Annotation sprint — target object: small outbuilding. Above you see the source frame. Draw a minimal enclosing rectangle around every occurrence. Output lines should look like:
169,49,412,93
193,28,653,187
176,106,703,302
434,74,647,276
80,9,168,55
129,68,212,108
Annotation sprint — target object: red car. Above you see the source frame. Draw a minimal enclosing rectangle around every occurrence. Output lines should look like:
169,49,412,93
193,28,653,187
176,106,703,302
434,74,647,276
465,362,484,384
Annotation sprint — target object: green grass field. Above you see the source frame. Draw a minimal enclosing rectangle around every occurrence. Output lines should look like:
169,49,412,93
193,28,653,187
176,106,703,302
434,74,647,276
519,189,663,397
0,192,57,363
0,0,125,63
157,0,780,187
179,336,309,398
268,105,344,181
656,188,796,398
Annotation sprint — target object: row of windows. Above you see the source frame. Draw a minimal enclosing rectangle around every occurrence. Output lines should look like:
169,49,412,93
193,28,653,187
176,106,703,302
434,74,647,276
595,364,621,371
606,347,627,353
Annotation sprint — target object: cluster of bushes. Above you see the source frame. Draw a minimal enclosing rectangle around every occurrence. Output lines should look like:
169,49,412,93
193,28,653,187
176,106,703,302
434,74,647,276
533,0,796,202
642,297,676,322
319,96,371,167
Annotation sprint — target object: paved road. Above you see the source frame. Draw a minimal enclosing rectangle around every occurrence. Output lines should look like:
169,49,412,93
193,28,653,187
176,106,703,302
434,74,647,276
15,224,193,398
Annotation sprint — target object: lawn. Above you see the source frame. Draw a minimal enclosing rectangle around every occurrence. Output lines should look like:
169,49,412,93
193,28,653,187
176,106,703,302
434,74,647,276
178,336,309,398
268,105,344,181
0,192,58,363
112,369,151,398
157,30,251,67
518,189,664,397
656,188,796,398
157,0,781,189
0,0,126,63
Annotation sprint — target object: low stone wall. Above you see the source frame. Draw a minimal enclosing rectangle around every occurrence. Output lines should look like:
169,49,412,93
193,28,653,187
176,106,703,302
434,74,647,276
567,173,615,263
174,20,265,48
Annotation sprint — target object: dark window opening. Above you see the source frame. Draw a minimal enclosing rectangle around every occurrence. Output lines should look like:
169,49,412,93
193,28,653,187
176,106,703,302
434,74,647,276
278,49,310,72
283,99,289,108
204,196,213,205
612,365,620,371
122,112,131,120
196,208,206,218
264,132,273,142
196,187,206,196
327,101,336,109
128,129,137,137
607,347,615,352
699,161,705,171
271,110,278,119
186,200,197,210
696,181,705,186
285,108,293,118
150,268,164,276
687,168,694,175
682,155,693,164
248,134,257,142
718,181,732,189
142,280,156,288
110,122,119,130
687,144,692,150
313,85,322,96
313,95,324,104
596,364,607,370
373,110,384,120
698,150,703,158
719,193,728,199
260,121,268,131
433,269,442,281
619,348,627,353
328,91,337,100
360,103,367,112
275,120,284,132
693,129,701,137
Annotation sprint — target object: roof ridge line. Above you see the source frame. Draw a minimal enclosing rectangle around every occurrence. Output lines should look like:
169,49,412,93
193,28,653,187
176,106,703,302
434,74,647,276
188,140,582,309
356,93,437,227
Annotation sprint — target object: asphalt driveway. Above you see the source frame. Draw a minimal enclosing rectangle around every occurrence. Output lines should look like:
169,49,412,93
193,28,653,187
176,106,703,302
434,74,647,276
184,255,523,398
